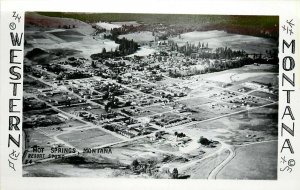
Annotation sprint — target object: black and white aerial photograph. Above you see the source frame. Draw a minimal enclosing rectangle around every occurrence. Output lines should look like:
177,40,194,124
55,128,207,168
22,12,279,179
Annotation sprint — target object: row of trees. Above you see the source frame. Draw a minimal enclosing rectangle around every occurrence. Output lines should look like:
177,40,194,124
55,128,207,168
131,159,179,179
91,37,139,60
215,47,247,59
56,70,92,80
169,41,248,59
168,57,254,78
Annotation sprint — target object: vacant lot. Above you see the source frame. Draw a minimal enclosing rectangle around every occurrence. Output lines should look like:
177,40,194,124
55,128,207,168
178,97,213,107
217,141,277,179
58,128,122,149
189,85,222,98
24,128,57,148
145,105,173,113
188,106,219,121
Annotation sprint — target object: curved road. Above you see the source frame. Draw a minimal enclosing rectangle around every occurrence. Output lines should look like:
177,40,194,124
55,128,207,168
207,140,278,179
207,143,235,179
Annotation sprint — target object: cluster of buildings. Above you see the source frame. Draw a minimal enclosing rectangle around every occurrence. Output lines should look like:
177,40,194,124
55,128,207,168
103,121,156,138
151,113,191,128
209,90,238,100
37,89,82,106
229,95,263,107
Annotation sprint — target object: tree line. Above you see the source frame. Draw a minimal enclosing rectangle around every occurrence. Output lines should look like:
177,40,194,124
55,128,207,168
91,36,139,60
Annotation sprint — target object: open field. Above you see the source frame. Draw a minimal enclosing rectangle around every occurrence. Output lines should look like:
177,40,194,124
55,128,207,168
217,141,277,179
49,30,84,42
24,128,57,148
96,22,121,30
249,91,278,101
33,36,118,58
178,96,213,107
185,104,278,145
119,31,155,42
58,128,122,149
194,102,245,116
170,30,277,54
145,105,173,113
252,75,279,88
23,128,71,163
207,71,276,84
190,64,278,82
26,29,119,59
181,149,229,179
128,47,157,57
23,162,128,177
189,86,223,98
25,12,95,35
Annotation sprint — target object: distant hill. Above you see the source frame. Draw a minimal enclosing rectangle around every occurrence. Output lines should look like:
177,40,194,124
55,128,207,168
35,12,279,40
25,12,95,35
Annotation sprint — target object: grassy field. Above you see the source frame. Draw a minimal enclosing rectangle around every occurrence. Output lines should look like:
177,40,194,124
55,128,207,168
178,96,213,107
181,149,229,179
171,30,277,54
58,128,122,149
24,128,57,148
145,105,173,113
253,74,279,88
249,91,278,101
119,31,155,42
189,86,223,98
183,103,278,145
217,141,277,179
189,106,219,121
23,162,125,177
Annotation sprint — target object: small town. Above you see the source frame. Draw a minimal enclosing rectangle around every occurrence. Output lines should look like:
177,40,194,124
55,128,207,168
23,12,279,179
